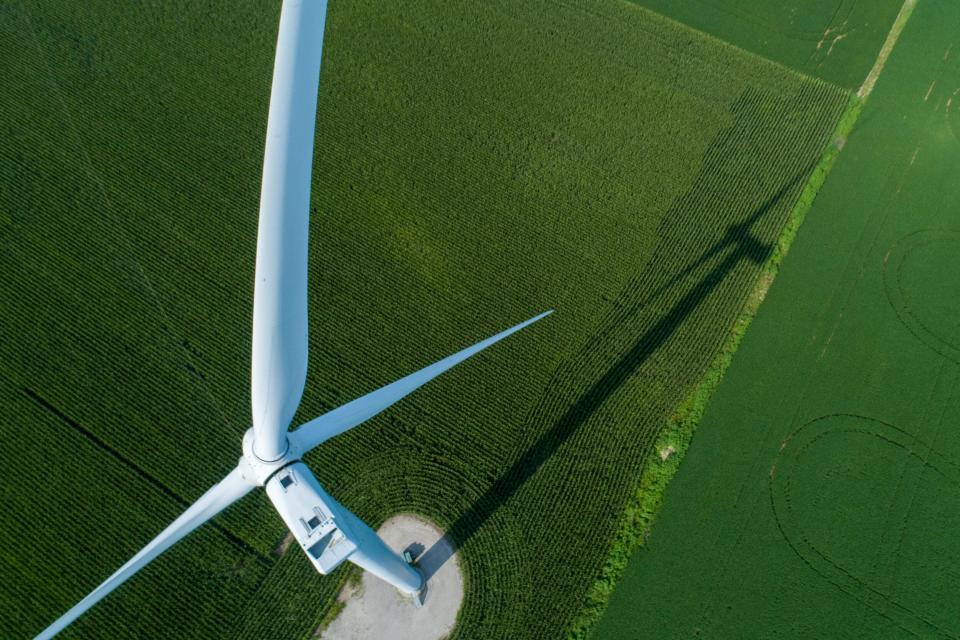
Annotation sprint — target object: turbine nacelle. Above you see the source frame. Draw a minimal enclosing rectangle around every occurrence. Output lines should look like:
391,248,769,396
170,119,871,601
264,462,359,575
241,430,425,592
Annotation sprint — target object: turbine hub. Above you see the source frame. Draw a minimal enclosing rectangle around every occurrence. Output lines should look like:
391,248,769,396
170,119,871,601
239,428,301,486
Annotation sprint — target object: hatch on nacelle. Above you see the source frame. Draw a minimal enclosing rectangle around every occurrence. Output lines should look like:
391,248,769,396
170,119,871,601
264,462,358,574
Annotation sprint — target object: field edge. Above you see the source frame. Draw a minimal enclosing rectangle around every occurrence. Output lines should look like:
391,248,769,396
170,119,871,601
566,91,865,640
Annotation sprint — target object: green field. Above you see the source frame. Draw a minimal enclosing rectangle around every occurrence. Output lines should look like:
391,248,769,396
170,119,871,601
630,0,904,90
596,1,960,638
2,0,856,638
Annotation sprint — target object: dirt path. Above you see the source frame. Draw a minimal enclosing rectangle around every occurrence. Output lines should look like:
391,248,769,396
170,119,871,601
859,0,918,98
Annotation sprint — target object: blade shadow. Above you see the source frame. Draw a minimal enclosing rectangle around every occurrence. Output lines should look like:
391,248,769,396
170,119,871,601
417,177,802,581
635,175,802,308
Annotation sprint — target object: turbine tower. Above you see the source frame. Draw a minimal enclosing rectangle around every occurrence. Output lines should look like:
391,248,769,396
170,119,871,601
33,1,551,638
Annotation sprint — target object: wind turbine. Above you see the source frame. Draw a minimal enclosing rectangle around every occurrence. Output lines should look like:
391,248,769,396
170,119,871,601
33,1,550,638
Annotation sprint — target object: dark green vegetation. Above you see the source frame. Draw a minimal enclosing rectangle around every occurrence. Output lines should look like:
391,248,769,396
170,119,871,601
2,0,850,638
630,0,904,90
596,1,960,638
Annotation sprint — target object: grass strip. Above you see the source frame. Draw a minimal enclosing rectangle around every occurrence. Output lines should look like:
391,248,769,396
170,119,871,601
858,0,918,99
567,91,865,640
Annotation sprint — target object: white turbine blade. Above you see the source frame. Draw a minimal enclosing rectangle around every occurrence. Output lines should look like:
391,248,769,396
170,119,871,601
262,461,420,594
251,0,329,461
290,309,553,454
33,467,254,640
340,503,423,596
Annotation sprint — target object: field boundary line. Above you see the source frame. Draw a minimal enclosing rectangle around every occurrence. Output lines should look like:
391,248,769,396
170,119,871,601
23,387,272,567
858,0,918,98
620,0,849,93
567,91,866,640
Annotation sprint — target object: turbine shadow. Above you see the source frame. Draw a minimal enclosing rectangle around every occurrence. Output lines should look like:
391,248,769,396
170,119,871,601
418,176,803,582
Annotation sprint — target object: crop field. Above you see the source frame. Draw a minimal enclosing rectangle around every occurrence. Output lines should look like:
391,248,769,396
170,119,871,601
2,0,851,638
596,1,960,638
629,0,904,90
